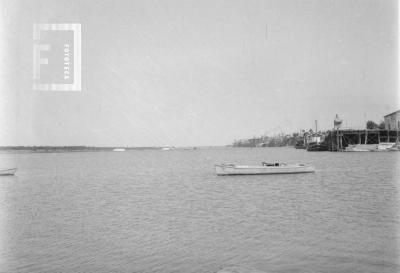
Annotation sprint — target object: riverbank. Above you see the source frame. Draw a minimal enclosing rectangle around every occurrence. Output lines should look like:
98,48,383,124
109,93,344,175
0,146,162,153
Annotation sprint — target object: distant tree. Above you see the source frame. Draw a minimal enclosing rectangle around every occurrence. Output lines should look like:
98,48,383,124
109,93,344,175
366,120,378,129
378,121,386,129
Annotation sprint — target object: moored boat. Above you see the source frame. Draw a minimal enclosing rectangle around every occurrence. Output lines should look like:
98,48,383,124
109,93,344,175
377,142,396,151
306,132,328,151
307,142,328,151
0,168,17,176
161,147,175,151
388,145,400,151
294,139,306,149
215,163,315,176
345,144,377,152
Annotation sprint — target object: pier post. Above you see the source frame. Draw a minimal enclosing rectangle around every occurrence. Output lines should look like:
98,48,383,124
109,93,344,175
336,129,339,151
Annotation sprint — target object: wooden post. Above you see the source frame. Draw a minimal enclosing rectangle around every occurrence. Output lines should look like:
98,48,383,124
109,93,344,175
378,130,380,144
336,129,339,151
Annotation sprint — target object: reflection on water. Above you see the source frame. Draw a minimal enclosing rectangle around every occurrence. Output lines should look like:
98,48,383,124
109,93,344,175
0,148,399,273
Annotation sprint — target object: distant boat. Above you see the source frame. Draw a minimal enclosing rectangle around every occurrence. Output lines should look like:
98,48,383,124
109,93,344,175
0,168,17,176
388,145,400,151
345,144,376,152
377,142,396,151
113,148,126,152
294,139,306,149
307,142,328,151
306,133,328,151
387,139,400,151
215,163,315,176
161,147,174,151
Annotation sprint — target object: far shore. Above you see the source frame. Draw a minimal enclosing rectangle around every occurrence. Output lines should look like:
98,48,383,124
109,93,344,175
0,146,297,153
0,146,161,153
0,146,225,153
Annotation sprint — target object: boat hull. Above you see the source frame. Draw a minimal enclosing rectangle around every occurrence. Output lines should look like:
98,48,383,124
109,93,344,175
377,142,396,151
215,164,315,176
306,143,328,151
345,144,377,152
294,140,306,149
294,144,306,149
0,168,17,176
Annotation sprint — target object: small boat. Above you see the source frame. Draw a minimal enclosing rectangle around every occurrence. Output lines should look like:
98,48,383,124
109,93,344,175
345,144,377,152
215,163,315,176
0,168,17,176
388,145,400,151
387,140,400,151
377,142,396,151
294,139,306,149
113,148,126,152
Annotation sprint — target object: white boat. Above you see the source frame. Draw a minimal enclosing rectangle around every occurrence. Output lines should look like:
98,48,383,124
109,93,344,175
215,163,315,176
345,144,377,152
161,147,175,151
0,168,17,176
377,142,396,151
113,148,126,152
388,145,400,151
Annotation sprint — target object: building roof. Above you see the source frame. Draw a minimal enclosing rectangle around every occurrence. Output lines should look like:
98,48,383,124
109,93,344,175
384,109,400,117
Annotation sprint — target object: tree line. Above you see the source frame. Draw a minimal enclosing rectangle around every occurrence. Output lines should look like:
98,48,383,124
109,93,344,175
366,120,385,130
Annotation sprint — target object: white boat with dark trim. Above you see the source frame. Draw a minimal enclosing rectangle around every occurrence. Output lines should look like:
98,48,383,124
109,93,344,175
0,168,17,176
215,163,315,176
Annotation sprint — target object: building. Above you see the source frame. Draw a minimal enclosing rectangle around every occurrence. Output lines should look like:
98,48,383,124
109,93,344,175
384,110,400,130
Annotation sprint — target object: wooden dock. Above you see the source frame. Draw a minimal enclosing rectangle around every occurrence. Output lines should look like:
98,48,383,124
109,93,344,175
325,129,400,151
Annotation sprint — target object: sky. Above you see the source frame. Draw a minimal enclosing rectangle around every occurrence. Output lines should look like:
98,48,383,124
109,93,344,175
0,0,399,146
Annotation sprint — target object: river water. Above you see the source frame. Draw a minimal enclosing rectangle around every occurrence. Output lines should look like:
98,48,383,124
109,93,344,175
0,147,399,273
